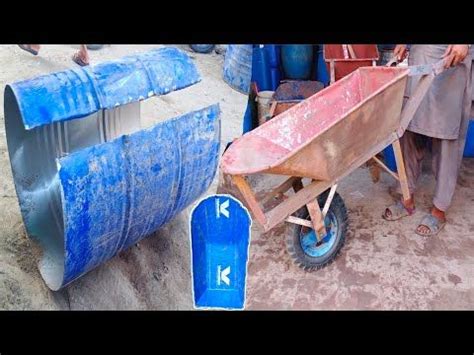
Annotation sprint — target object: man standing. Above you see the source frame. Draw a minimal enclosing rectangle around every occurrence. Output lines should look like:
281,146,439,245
383,45,472,236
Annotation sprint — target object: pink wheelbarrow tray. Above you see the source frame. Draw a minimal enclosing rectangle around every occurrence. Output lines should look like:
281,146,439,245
221,59,446,270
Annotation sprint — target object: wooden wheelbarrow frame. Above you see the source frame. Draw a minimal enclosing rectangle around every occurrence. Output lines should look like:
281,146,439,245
223,59,446,242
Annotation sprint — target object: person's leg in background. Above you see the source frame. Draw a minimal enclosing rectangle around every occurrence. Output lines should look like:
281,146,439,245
18,44,41,55
72,45,90,66
18,44,90,66
401,130,426,201
431,138,461,211
383,130,425,220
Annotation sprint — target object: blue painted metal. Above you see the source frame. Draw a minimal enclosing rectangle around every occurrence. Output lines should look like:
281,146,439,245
316,48,330,86
59,105,220,287
190,194,251,309
223,45,253,94
281,45,314,80
300,211,338,257
242,96,255,134
383,145,398,172
5,47,221,290
270,67,281,91
9,46,200,130
463,119,474,158
265,44,280,68
252,45,272,91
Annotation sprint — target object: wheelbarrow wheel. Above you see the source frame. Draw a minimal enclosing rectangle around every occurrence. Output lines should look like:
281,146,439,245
286,190,348,271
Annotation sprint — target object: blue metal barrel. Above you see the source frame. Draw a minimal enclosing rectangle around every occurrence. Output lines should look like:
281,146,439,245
383,145,398,172
252,45,273,91
223,45,253,94
281,45,314,80
464,119,474,157
5,47,221,290
265,45,280,68
316,46,330,86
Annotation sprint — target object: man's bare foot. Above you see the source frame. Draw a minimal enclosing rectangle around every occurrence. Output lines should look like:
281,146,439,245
72,51,90,66
383,195,415,221
416,206,446,235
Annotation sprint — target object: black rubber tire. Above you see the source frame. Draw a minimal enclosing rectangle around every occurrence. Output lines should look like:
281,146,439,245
285,190,348,271
86,45,104,50
189,44,215,54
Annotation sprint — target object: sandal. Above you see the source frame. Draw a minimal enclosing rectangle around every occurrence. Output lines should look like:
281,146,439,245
72,53,89,67
18,45,39,56
383,201,415,221
415,214,446,237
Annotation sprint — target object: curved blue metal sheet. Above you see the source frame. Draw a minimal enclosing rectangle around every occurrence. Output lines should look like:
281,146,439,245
190,194,251,309
8,47,201,130
223,45,253,94
58,104,220,287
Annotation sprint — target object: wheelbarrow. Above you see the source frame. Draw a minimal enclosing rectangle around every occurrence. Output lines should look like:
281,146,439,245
221,59,446,270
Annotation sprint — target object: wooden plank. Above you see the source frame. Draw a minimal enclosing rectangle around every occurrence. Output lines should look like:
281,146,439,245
306,200,326,240
372,155,400,181
264,179,331,231
232,175,267,226
269,101,277,118
286,216,313,228
329,60,336,84
260,176,300,207
347,45,356,59
392,140,411,201
322,184,338,217
342,45,350,59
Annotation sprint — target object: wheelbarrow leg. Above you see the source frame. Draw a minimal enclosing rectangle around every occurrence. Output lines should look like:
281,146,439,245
293,179,327,241
306,201,327,240
231,175,267,227
392,139,411,202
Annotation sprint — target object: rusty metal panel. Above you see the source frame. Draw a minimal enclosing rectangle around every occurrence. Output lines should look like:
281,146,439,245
324,45,379,82
221,66,409,180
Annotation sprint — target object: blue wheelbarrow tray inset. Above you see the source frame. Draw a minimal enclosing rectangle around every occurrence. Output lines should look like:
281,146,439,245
190,194,252,309
5,47,221,290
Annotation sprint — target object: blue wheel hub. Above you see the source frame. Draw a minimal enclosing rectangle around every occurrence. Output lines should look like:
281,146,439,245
299,211,338,258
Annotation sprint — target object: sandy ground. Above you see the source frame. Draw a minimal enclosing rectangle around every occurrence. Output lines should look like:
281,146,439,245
242,159,474,309
0,44,247,310
1,44,473,310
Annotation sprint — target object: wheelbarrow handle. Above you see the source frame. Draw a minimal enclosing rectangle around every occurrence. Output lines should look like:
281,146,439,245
407,59,447,77
385,56,401,67
386,55,447,77
396,58,447,137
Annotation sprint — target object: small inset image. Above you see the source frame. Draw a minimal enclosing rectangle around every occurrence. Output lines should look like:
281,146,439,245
190,194,251,310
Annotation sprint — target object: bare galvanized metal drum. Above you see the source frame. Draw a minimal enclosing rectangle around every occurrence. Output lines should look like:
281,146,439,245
5,47,221,290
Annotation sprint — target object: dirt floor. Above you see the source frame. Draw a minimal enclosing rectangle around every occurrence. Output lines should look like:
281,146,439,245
244,160,474,309
1,44,473,310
